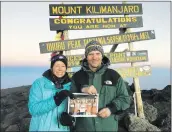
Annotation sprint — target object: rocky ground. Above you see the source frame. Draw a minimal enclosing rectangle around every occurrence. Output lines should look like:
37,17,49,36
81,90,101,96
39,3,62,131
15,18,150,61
1,84,171,132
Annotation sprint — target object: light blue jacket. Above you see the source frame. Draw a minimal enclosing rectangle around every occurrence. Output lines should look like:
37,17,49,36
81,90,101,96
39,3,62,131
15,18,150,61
28,77,71,131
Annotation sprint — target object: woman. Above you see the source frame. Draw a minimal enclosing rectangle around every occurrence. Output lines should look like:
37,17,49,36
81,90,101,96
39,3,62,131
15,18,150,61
28,52,74,131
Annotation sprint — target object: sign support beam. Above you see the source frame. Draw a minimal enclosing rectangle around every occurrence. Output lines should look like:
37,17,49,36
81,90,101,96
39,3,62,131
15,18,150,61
123,1,145,119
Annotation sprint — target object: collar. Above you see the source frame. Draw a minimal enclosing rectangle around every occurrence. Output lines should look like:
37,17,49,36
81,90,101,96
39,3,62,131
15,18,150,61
42,69,71,89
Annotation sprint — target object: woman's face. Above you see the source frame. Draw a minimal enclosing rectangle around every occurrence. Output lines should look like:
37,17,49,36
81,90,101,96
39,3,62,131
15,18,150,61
52,61,66,78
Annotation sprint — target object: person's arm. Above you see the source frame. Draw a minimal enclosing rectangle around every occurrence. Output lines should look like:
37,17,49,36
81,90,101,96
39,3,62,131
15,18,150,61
28,80,74,116
106,77,131,114
28,79,56,116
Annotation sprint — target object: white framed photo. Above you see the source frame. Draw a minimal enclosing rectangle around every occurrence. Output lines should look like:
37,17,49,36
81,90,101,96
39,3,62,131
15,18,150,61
68,93,99,117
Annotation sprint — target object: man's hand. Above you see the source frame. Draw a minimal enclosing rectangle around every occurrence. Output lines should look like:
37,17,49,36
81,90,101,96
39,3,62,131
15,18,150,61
81,85,97,94
97,108,111,118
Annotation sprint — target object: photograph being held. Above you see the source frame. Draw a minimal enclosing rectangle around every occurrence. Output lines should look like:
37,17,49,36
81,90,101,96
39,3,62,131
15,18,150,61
69,94,98,117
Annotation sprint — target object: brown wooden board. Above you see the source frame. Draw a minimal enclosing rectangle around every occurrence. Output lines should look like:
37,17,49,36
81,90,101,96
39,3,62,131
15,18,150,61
68,65,151,78
66,50,148,67
49,16,143,30
49,4,143,16
39,30,155,54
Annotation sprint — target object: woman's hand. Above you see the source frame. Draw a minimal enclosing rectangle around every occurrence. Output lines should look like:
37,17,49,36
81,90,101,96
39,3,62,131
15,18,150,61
54,90,75,106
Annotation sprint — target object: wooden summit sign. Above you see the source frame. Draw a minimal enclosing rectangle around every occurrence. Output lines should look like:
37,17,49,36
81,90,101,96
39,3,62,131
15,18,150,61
68,65,151,78
49,16,143,30
39,30,155,53
49,4,143,16
67,50,148,67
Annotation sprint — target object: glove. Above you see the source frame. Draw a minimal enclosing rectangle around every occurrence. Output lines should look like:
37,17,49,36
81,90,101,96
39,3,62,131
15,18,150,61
60,112,75,126
54,90,75,106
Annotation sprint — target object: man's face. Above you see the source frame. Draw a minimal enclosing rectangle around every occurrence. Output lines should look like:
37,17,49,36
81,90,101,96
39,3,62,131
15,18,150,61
87,50,102,69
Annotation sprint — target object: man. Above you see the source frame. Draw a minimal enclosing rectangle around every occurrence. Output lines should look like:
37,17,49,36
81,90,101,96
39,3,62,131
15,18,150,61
71,40,131,131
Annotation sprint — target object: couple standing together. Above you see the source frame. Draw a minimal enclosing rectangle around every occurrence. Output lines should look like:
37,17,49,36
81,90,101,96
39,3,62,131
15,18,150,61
28,40,131,131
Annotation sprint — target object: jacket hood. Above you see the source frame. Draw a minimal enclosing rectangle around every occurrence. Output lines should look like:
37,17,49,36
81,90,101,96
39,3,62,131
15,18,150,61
42,69,53,81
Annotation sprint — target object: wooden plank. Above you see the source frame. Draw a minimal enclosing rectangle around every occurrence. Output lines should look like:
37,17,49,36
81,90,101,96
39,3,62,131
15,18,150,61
68,65,151,78
123,0,145,118
49,16,143,30
66,50,148,67
114,65,151,78
49,4,143,16
39,30,155,54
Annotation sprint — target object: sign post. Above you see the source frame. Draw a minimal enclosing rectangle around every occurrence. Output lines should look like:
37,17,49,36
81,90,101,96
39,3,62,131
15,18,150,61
54,16,65,55
123,1,145,118
63,30,72,72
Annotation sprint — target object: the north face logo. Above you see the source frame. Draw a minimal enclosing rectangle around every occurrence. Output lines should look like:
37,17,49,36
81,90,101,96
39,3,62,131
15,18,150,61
104,80,112,85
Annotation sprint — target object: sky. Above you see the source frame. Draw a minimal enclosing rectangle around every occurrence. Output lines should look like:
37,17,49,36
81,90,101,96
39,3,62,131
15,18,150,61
1,1,171,69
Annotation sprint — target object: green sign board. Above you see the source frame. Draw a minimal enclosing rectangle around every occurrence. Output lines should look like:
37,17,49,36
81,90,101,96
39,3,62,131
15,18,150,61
49,4,143,16
67,50,148,67
49,16,143,30
39,30,155,54
68,65,151,78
